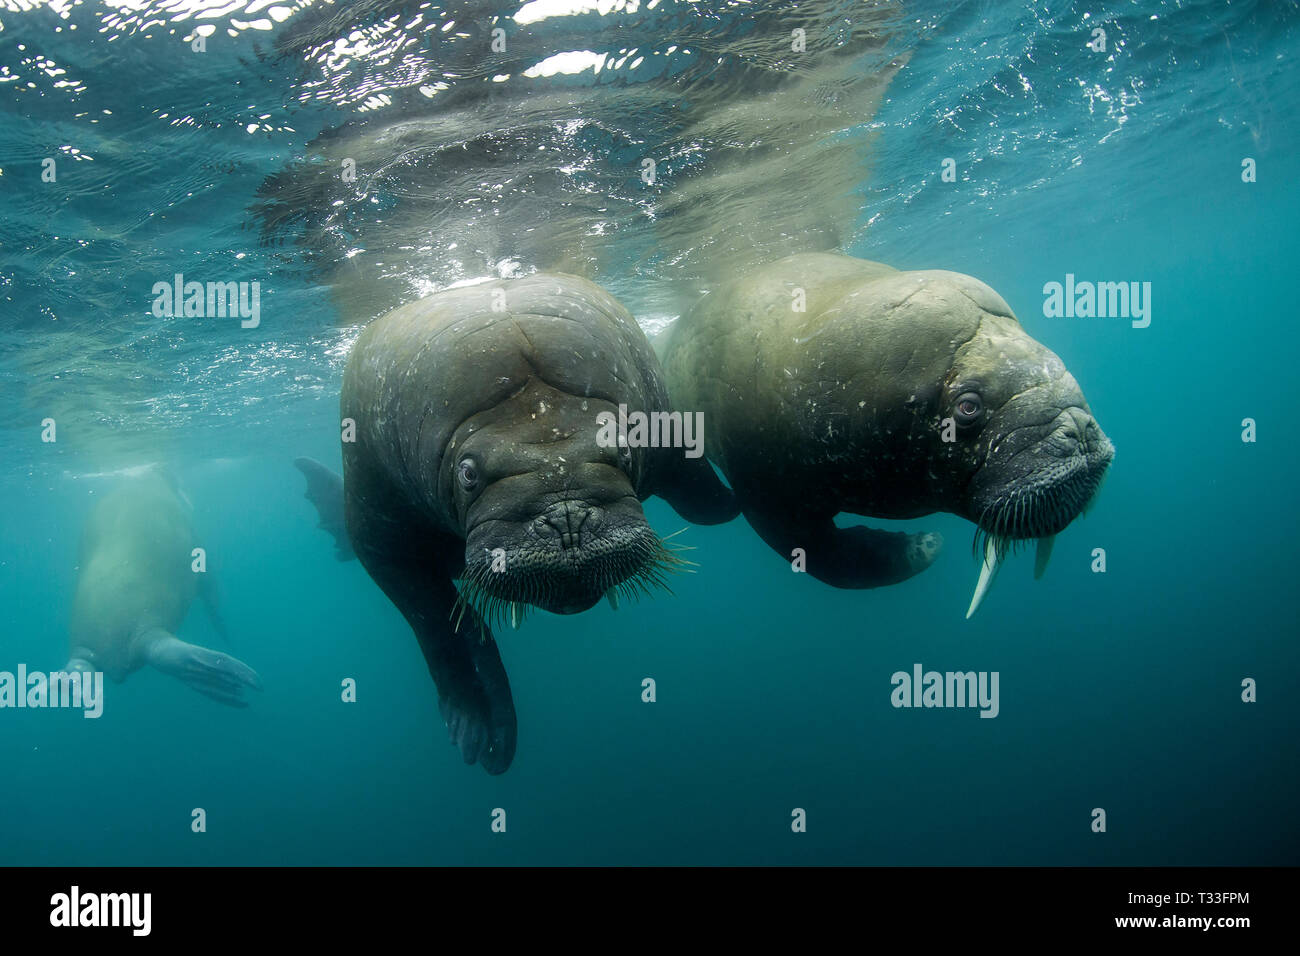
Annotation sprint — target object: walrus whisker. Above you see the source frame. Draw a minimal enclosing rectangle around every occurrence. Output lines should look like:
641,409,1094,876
450,578,476,633
451,561,492,633
451,525,692,625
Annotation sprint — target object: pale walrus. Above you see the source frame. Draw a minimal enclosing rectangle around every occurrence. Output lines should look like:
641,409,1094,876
659,253,1114,616
67,469,262,706
298,273,737,775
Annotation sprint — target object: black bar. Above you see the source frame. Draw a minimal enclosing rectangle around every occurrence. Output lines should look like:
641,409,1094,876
0,866,1286,940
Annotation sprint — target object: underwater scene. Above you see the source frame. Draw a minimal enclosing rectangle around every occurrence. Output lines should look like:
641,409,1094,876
1,0,1297,867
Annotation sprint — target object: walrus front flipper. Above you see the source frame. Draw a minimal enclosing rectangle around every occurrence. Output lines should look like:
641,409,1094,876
138,629,263,707
653,454,739,525
360,544,518,775
425,620,517,775
294,457,355,560
745,509,942,588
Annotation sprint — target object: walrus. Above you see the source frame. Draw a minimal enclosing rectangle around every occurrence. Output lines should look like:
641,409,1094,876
67,469,262,706
298,273,737,775
658,252,1114,617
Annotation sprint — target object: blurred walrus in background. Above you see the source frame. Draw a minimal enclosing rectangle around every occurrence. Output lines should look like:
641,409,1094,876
67,468,262,706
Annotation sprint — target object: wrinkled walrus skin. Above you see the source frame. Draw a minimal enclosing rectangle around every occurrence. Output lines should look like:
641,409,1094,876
659,253,1113,617
316,273,737,775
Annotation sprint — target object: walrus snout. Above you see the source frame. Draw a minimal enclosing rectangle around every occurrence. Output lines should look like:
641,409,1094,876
939,328,1117,619
970,404,1113,540
462,502,673,620
961,399,1113,619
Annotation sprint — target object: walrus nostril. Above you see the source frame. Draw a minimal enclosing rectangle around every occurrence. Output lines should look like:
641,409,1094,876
1053,408,1097,454
541,501,597,551
1065,408,1092,435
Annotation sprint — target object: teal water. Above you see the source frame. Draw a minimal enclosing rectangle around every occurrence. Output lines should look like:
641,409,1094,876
1,0,1297,865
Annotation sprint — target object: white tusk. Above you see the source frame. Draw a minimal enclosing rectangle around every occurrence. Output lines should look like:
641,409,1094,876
965,536,1003,619
606,589,620,611
1033,535,1056,580
509,602,521,630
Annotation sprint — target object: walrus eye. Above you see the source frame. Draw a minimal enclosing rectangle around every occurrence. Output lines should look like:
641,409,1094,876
954,392,983,425
457,458,479,491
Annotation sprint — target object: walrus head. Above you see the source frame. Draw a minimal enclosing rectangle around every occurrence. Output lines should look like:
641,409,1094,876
924,274,1114,616
448,379,682,627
